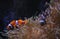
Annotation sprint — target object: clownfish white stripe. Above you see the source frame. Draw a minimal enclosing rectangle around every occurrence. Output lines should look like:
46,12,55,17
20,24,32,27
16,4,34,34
8,24,12,27
16,20,18,25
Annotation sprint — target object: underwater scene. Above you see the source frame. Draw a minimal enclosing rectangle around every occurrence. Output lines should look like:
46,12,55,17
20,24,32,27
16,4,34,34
0,0,60,39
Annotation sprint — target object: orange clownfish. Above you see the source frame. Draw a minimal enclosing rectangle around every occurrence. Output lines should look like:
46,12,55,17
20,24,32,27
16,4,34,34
10,20,16,27
7,20,16,30
18,19,28,25
7,19,28,30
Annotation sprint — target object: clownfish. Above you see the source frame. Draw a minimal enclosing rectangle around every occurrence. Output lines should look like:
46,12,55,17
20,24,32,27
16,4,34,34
10,20,16,27
7,20,16,30
7,19,28,30
18,19,26,25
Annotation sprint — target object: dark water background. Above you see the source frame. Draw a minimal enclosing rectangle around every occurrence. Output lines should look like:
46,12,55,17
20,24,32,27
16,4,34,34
0,0,50,30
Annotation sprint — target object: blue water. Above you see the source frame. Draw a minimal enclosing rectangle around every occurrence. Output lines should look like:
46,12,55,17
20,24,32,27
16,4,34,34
3,10,16,30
